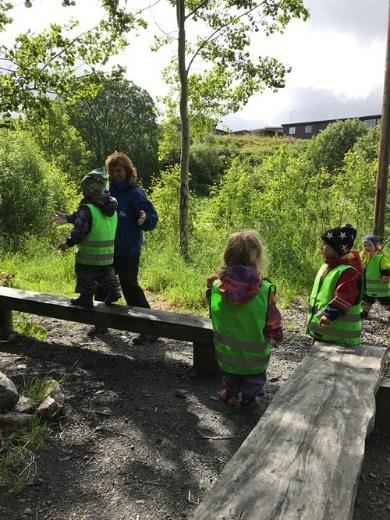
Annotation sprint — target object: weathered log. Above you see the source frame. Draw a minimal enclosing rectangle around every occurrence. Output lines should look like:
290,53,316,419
193,342,387,520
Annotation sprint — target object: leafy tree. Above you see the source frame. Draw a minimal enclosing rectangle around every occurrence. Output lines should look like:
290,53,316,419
352,125,380,163
68,78,159,185
1,0,309,257
20,102,91,183
304,119,367,173
166,0,309,255
0,1,144,114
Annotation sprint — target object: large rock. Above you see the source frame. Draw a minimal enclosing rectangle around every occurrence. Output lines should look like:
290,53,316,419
0,371,19,412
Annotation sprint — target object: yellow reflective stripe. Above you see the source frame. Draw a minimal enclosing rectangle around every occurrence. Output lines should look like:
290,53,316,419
309,323,360,338
82,240,115,247
308,308,359,322
336,314,360,323
76,252,113,261
214,331,268,352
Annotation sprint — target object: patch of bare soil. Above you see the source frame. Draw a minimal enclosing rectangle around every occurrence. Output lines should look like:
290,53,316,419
0,301,387,520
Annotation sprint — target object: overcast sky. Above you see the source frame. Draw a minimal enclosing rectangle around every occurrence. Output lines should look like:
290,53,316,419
1,0,388,130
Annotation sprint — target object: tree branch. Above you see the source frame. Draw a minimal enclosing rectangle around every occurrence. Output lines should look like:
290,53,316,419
39,27,96,73
186,0,266,74
185,0,209,21
137,0,162,15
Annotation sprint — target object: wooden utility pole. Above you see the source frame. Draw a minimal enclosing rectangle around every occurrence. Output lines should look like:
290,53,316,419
374,0,390,240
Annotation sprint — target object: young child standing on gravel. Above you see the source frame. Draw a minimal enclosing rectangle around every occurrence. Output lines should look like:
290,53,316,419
360,234,390,319
307,224,363,346
207,230,283,410
54,169,121,310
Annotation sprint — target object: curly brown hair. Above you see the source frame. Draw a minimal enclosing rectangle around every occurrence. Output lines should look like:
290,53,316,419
105,152,138,184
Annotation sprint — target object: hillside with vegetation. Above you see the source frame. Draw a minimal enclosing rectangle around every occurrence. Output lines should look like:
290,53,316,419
0,115,384,312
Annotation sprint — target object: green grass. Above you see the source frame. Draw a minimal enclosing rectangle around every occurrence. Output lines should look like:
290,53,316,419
1,233,306,317
14,314,48,340
0,237,75,296
0,377,60,491
0,414,50,492
23,377,59,407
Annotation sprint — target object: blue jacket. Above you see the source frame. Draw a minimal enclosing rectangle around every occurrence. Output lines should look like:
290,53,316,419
109,181,158,257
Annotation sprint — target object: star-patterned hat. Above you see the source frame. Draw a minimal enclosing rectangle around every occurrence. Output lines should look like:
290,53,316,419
321,224,357,256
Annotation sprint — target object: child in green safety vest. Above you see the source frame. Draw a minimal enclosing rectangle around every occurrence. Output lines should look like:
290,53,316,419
55,170,122,310
307,224,363,346
207,230,283,410
360,235,390,319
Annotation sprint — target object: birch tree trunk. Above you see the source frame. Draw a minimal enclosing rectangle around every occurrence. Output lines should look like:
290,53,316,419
177,0,190,258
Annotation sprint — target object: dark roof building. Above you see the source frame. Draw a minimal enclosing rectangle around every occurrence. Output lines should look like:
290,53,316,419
282,114,381,139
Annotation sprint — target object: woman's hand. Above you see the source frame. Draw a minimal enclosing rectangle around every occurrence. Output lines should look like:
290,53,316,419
381,275,390,284
53,212,67,225
137,210,146,226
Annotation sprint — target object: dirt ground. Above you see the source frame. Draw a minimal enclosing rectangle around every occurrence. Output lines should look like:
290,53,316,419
0,298,388,520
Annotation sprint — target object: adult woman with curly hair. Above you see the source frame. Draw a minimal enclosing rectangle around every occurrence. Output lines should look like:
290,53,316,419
106,151,158,344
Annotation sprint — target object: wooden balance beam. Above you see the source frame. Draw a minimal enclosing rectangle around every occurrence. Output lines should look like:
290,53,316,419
0,287,218,376
192,341,388,520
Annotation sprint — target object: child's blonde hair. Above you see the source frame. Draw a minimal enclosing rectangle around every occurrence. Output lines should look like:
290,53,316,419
220,230,265,275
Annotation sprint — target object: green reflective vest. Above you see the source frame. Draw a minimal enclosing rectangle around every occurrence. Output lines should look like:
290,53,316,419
76,204,117,266
364,253,390,298
307,264,361,346
210,279,274,375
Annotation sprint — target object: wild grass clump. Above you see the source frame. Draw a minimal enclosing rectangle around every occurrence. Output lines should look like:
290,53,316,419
0,415,50,492
23,377,59,407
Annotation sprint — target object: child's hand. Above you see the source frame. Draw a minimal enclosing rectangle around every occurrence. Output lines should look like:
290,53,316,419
319,315,331,326
137,210,146,226
53,212,67,225
381,275,390,284
207,274,219,288
58,242,70,252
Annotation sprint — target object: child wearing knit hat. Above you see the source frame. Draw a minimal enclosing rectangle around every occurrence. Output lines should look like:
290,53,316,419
54,169,122,311
307,224,363,346
360,235,390,319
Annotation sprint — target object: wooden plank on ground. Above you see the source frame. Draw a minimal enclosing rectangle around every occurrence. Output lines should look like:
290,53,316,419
193,342,388,520
0,287,212,343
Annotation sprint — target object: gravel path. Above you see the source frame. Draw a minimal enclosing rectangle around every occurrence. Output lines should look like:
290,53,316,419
0,299,388,520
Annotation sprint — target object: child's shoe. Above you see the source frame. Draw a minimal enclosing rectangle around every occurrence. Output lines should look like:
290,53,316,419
240,395,263,410
70,295,93,309
217,388,238,406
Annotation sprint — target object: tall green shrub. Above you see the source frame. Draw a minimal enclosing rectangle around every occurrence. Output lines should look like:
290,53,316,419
0,128,77,247
304,119,367,172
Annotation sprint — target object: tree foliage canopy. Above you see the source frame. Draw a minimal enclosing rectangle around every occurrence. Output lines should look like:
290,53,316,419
159,0,309,130
0,0,145,114
68,78,159,185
